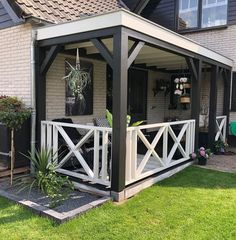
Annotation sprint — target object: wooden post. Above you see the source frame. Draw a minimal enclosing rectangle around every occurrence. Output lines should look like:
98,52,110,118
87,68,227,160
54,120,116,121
223,69,232,138
208,65,219,149
187,58,202,150
111,27,128,201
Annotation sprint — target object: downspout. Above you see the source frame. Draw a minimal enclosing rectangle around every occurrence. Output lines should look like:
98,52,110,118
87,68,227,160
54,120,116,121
30,30,37,172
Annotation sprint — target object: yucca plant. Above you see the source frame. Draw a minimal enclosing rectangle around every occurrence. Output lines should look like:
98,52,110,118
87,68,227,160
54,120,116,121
16,148,74,208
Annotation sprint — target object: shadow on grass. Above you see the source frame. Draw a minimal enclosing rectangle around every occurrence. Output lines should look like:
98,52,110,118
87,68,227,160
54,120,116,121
157,166,236,189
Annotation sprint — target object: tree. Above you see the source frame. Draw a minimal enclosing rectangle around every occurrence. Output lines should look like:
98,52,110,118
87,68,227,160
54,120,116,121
0,96,31,184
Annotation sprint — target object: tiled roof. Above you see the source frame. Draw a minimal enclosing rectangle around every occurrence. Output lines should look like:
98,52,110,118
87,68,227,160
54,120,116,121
15,0,128,23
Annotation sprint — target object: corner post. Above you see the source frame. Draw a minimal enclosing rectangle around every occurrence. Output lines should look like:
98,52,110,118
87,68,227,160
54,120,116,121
190,59,202,149
35,45,46,147
111,27,129,201
223,69,232,137
208,65,219,149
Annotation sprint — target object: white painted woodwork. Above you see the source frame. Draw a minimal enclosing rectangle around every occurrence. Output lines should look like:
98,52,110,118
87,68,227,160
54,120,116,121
36,10,233,67
215,116,227,141
125,120,195,185
41,121,112,186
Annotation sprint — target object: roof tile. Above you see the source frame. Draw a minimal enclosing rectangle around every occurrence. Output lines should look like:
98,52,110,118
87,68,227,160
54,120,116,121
15,0,127,23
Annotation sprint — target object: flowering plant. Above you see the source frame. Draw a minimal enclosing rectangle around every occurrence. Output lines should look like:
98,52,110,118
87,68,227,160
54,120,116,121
214,140,229,154
190,147,212,160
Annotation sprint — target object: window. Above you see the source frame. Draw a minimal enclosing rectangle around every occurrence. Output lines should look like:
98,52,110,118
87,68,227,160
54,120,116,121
231,73,236,111
178,0,228,30
178,0,199,29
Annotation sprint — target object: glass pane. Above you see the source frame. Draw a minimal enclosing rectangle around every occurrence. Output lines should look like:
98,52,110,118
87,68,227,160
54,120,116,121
202,0,228,28
178,0,199,30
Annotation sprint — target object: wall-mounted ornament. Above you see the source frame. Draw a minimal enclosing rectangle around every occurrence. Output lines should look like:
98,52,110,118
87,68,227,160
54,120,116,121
153,79,170,97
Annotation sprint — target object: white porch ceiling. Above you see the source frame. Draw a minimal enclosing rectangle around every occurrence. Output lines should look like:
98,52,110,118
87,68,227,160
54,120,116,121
36,9,233,68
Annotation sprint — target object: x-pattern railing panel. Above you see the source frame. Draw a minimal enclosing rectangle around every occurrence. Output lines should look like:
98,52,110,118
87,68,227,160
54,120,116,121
215,116,227,142
126,120,195,185
41,121,112,186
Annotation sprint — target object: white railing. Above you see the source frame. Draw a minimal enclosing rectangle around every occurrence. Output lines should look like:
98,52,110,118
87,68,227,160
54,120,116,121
125,120,195,185
41,121,112,186
215,116,227,142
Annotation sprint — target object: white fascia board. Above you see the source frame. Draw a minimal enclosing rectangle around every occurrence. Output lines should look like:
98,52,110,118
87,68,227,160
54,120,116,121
36,9,233,67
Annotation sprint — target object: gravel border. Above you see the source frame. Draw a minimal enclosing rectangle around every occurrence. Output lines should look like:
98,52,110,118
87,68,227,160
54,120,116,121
0,180,110,223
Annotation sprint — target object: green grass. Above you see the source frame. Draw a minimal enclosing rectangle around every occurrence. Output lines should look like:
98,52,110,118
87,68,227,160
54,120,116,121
1,166,236,240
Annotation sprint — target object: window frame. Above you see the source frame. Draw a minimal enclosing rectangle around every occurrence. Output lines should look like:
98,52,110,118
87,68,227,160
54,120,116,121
176,0,228,32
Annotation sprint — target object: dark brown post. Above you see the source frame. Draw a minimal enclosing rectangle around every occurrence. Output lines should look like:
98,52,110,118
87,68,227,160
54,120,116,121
187,58,202,149
223,69,232,138
111,27,128,201
208,65,219,149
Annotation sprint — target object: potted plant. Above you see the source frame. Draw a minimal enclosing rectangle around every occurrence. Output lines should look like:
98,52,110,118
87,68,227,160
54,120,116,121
190,147,212,166
214,140,229,155
0,96,31,184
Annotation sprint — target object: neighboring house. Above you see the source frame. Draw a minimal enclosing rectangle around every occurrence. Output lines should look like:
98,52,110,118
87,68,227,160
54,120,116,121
138,0,236,133
0,0,233,201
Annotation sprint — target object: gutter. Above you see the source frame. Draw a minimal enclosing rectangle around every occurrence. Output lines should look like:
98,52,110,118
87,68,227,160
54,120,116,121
30,30,37,172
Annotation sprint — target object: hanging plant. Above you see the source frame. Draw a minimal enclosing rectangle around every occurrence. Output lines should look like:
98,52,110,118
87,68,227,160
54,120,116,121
63,49,91,114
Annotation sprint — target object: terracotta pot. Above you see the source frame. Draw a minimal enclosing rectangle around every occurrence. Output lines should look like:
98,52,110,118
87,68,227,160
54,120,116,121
180,96,190,104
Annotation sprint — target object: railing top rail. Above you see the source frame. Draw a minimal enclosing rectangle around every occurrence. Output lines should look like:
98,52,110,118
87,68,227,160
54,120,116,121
41,120,112,132
127,119,196,131
216,115,227,120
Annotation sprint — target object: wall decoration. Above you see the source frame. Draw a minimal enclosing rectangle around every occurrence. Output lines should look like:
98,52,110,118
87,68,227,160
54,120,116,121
64,49,93,116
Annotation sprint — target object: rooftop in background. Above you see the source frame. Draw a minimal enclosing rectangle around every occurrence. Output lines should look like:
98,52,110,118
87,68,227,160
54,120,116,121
14,0,128,23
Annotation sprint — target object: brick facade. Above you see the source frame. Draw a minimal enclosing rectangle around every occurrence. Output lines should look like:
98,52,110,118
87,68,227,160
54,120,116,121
0,24,32,106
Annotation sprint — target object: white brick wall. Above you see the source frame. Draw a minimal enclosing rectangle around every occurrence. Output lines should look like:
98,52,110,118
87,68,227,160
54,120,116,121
46,54,107,124
0,24,32,106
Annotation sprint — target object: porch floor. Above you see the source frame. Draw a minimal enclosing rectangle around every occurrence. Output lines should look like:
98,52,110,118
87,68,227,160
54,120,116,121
197,148,236,173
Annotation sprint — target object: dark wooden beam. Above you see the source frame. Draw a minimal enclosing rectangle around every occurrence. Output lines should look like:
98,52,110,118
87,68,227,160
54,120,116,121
91,38,114,68
126,27,231,70
133,0,150,14
185,57,198,80
223,69,232,137
190,59,202,149
35,46,47,147
38,27,117,47
40,45,61,76
127,41,145,69
111,27,128,199
208,65,219,149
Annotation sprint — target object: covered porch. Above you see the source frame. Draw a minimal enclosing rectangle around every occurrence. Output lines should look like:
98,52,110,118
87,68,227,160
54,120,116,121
35,10,232,201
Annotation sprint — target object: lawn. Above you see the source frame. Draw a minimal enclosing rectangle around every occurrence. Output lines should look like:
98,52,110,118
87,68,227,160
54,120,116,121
1,166,236,240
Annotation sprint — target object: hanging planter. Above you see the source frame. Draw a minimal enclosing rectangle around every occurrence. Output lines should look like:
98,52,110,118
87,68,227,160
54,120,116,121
63,49,91,115
180,94,191,104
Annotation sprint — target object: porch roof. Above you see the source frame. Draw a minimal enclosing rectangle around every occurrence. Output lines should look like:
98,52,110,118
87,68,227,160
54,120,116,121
35,9,233,68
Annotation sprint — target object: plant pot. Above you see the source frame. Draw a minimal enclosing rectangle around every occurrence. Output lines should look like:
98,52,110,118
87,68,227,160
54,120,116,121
183,83,191,89
180,96,190,104
198,157,207,166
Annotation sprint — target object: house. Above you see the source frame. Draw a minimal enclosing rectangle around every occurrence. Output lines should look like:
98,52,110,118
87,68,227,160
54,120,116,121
136,0,236,144
0,0,233,201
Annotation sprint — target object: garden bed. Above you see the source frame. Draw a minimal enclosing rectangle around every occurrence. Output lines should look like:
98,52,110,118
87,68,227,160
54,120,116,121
0,177,110,223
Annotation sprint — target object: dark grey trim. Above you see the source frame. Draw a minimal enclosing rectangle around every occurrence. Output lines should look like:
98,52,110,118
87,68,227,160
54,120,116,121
0,0,23,23
133,0,150,14
127,40,145,69
91,38,114,68
40,45,61,75
111,27,128,193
